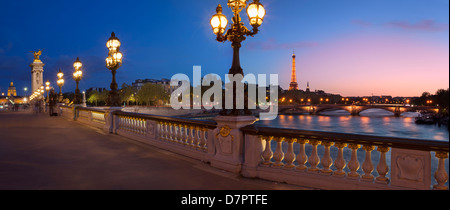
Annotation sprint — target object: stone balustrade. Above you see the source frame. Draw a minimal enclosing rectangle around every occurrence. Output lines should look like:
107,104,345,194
112,111,217,163
58,105,448,190
241,125,449,190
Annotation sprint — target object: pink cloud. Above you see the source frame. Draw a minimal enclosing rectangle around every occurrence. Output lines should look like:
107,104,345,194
387,20,448,32
248,38,318,51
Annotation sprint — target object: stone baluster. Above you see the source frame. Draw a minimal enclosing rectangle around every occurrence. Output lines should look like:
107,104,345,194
136,119,141,134
141,119,146,135
182,125,188,145
333,142,347,177
136,119,140,134
375,146,390,184
188,125,195,147
199,128,208,151
119,117,123,130
193,126,200,148
168,123,175,142
284,138,297,169
308,140,321,173
172,124,178,142
362,145,375,181
321,141,334,174
176,124,183,143
158,122,163,140
127,117,131,132
272,137,285,168
434,152,449,190
177,124,183,143
136,118,140,134
262,136,274,166
163,122,168,141
157,121,162,139
124,117,128,131
131,118,136,133
296,139,309,171
128,117,132,132
197,127,204,149
347,144,361,179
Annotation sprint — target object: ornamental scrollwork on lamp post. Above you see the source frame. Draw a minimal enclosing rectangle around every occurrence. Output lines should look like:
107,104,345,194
73,57,83,105
57,69,65,103
105,32,123,107
210,0,266,116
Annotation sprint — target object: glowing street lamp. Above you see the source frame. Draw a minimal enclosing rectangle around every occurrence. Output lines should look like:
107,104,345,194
105,32,123,107
45,80,50,102
57,69,65,102
73,57,83,104
40,86,44,100
210,0,266,115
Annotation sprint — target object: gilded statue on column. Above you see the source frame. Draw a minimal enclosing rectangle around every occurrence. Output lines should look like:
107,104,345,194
30,49,43,62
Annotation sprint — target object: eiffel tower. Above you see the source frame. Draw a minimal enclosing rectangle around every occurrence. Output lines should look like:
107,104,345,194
289,51,299,91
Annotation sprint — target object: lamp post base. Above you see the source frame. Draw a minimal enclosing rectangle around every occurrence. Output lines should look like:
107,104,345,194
106,69,121,107
107,90,121,107
74,89,82,105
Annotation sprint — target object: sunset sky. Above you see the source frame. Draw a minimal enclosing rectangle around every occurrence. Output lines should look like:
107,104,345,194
0,0,448,97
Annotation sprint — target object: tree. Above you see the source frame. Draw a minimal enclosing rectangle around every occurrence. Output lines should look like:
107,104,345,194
87,90,100,106
135,83,168,106
119,83,136,105
435,88,449,109
87,90,108,106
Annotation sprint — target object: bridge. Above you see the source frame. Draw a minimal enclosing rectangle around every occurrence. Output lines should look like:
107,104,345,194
279,104,440,116
0,107,447,190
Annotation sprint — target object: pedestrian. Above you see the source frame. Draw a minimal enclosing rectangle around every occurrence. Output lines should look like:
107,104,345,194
48,89,58,117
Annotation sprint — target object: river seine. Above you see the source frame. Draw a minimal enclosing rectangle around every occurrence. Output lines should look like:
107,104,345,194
255,109,449,141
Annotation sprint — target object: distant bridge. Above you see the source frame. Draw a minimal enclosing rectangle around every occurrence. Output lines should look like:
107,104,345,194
278,104,440,116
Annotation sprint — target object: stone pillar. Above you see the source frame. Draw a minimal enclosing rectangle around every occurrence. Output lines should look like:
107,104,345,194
82,92,87,107
30,60,45,99
391,148,431,190
242,133,264,178
102,107,123,133
210,115,257,173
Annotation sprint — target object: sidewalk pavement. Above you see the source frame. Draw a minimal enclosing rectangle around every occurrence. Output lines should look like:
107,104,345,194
0,111,313,190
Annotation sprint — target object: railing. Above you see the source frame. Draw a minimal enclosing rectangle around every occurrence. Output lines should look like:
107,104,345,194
58,105,448,190
112,111,217,163
77,107,106,129
241,125,449,190
59,105,74,119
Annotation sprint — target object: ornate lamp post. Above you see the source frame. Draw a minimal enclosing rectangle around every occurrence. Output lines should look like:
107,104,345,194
210,0,266,115
73,57,83,104
40,86,45,108
105,32,123,107
57,69,65,102
45,80,50,102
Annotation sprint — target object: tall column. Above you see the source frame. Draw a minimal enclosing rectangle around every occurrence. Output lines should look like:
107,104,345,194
30,60,45,99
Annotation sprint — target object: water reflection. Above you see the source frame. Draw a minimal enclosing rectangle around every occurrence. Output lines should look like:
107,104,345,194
256,110,449,141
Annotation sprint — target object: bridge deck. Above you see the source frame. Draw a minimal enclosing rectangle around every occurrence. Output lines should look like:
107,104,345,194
0,111,312,190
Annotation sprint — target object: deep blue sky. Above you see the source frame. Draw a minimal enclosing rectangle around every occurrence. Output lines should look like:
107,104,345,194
1,0,448,97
